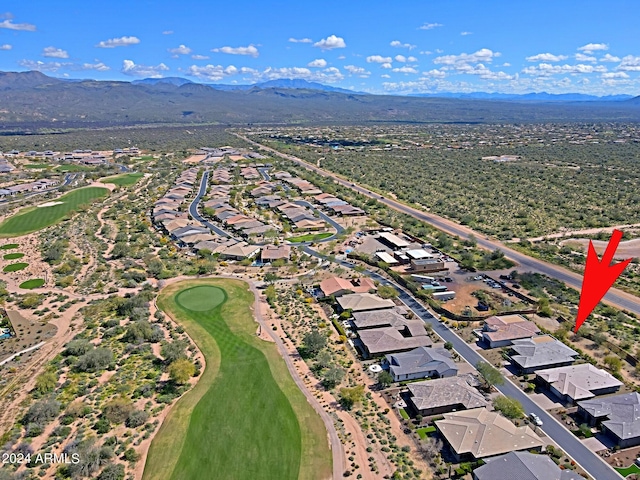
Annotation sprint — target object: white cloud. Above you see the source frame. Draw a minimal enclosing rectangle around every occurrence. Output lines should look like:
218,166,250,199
419,22,443,30
162,30,173,35
392,66,418,74
423,69,446,78
419,50,432,55
313,35,346,50
460,31,473,36
366,55,392,63
575,53,597,62
191,54,210,60
261,66,344,83
602,72,629,79
121,59,169,77
168,44,191,56
308,58,327,67
600,53,621,63
502,62,511,67
0,44,12,50
42,46,69,59
522,62,608,76
212,45,259,57
407,56,418,62
434,48,500,66
81,62,110,71
289,37,313,43
525,53,567,62
390,40,416,50
381,74,391,78
187,64,256,81
395,54,406,63
17,59,66,72
344,65,370,75
0,18,36,31
381,63,392,69
578,43,608,53
96,36,140,48
617,55,640,72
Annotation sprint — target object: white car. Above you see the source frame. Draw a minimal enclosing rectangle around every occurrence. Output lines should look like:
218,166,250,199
529,413,543,426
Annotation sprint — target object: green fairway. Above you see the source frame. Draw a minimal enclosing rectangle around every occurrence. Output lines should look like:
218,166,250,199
0,187,109,237
0,244,19,250
3,252,25,260
19,279,44,289
100,172,144,186
3,262,28,272
143,279,331,480
288,232,333,242
54,164,93,172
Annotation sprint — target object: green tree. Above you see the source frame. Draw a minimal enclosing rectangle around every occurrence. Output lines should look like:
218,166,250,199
604,355,622,373
303,329,327,357
493,396,524,419
321,365,345,389
339,385,365,410
161,340,188,364
169,358,195,384
264,284,277,304
377,370,393,388
377,285,399,299
476,361,504,390
35,371,57,394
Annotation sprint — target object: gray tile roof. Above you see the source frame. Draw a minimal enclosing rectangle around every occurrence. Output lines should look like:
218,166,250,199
510,335,578,370
358,327,432,355
352,309,408,329
579,392,640,441
473,451,582,480
387,347,457,378
536,364,623,401
408,376,487,412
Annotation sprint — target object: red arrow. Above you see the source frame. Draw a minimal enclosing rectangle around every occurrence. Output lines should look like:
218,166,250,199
574,229,632,332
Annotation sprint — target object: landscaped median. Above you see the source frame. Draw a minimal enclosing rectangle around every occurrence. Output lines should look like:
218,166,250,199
0,186,109,237
142,278,331,480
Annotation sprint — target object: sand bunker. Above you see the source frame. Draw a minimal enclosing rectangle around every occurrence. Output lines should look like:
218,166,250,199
37,201,64,208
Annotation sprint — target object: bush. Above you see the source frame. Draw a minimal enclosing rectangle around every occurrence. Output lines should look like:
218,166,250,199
63,339,93,357
168,358,196,385
103,398,134,424
98,463,125,480
76,348,113,372
23,397,60,427
493,396,524,419
126,410,149,428
123,448,140,463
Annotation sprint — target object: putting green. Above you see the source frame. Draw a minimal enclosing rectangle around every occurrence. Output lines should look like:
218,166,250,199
175,286,226,311
3,252,25,260
0,244,19,250
143,279,331,480
3,262,29,272
19,279,45,289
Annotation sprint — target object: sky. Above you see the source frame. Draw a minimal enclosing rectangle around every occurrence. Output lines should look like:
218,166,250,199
1,0,639,96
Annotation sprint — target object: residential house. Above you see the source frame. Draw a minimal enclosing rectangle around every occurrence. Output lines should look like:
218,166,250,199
481,315,541,348
336,293,395,313
319,276,376,297
536,364,623,404
509,335,578,374
386,346,458,382
472,451,582,480
357,325,432,358
578,393,640,448
407,376,487,416
435,408,544,461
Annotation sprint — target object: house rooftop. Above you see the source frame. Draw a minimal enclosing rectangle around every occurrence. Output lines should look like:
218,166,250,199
408,375,487,412
473,451,582,480
435,408,544,459
352,309,407,329
320,276,376,297
358,326,432,355
510,335,579,370
483,315,540,343
536,364,623,401
578,392,640,441
336,293,395,312
387,347,457,379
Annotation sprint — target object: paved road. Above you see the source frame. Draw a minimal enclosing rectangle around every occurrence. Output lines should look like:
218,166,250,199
188,170,239,240
257,166,271,181
299,246,621,479
235,132,640,317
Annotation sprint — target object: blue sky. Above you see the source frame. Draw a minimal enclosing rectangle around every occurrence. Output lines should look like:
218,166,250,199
1,0,639,95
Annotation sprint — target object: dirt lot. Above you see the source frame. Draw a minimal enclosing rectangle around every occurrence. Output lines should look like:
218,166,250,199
0,310,57,363
562,237,640,259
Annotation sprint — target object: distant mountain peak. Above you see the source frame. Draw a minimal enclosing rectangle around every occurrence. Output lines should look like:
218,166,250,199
132,77,194,87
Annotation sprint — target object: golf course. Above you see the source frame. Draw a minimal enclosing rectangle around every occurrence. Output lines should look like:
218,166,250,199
101,172,144,186
0,186,109,237
143,279,331,480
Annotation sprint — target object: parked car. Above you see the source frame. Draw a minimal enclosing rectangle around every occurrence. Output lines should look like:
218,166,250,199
529,413,543,426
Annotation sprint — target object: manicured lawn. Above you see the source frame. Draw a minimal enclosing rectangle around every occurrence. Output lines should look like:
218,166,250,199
0,186,109,237
143,279,331,480
417,426,436,439
288,232,333,242
3,262,29,272
100,172,144,186
617,464,640,477
399,408,410,420
19,279,45,289
55,164,93,172
0,244,19,250
3,252,25,260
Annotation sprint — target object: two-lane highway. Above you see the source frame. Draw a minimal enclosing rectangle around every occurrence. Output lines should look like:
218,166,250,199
234,132,640,317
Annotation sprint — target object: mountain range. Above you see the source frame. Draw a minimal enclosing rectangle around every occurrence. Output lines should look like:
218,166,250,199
0,70,638,129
